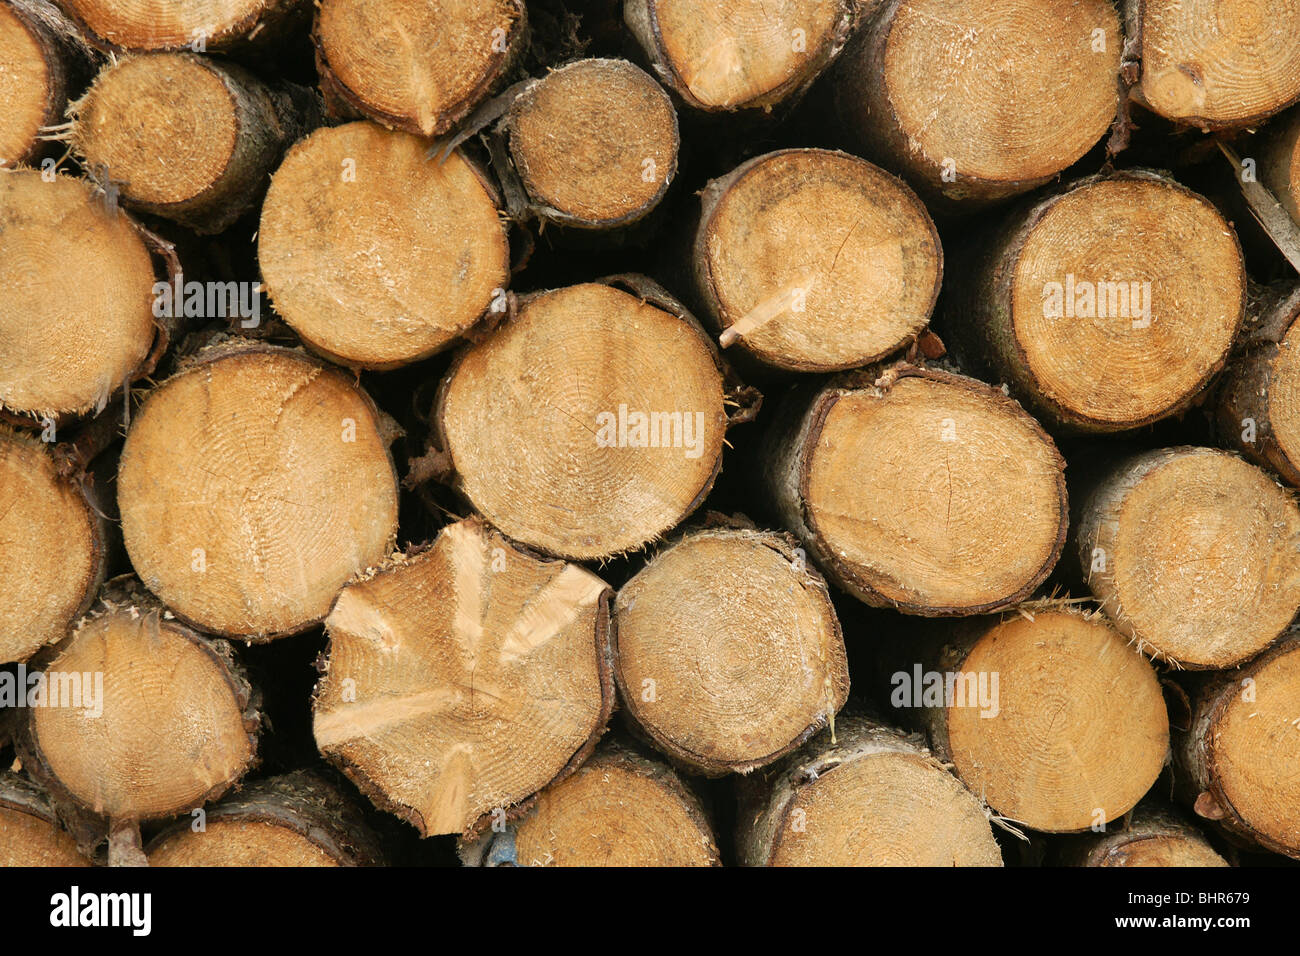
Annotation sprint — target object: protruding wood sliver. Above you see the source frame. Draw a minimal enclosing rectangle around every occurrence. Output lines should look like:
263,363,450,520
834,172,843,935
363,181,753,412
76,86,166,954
312,517,615,838
834,0,1121,206
146,771,384,866
461,739,719,867
736,714,1003,866
55,0,309,52
0,773,90,866
613,525,848,776
949,171,1245,432
761,362,1067,616
314,0,526,137
435,278,755,561
259,121,509,369
116,342,400,640
625,0,860,113
1055,803,1230,867
692,148,941,373
1076,446,1300,669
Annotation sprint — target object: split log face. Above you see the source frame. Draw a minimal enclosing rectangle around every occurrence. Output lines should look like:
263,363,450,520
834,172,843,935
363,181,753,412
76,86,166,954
625,0,857,112
117,344,400,640
956,174,1245,432
613,527,848,776
0,428,105,665
465,741,720,866
764,364,1066,616
23,591,260,821
737,716,1002,866
0,774,89,866
69,53,309,233
437,280,737,560
908,609,1168,833
1059,805,1229,867
259,122,509,369
1134,0,1300,129
835,0,1120,205
1175,636,1300,858
315,0,526,137
1077,447,1300,669
0,171,157,421
313,517,614,838
57,0,306,52
694,149,941,373
505,58,678,229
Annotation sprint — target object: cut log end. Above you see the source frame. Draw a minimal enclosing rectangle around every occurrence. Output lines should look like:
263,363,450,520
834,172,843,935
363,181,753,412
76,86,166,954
260,122,509,369
0,2,52,168
313,517,614,838
697,149,940,372
0,774,89,866
59,0,304,51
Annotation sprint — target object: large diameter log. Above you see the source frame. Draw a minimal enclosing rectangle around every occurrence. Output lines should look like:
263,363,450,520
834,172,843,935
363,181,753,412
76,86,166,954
0,0,93,168
613,526,848,776
1126,0,1300,129
0,773,89,866
260,122,508,370
1215,284,1300,485
624,0,859,113
117,342,400,640
883,607,1169,833
55,0,307,52
737,714,1002,867
0,427,105,664
692,148,941,373
502,57,678,231
461,739,719,867
315,0,526,137
1055,803,1229,868
761,363,1066,616
949,171,1245,432
18,579,260,824
1174,635,1300,859
435,277,758,561
68,52,318,233
146,772,383,867
1076,446,1300,669
313,517,615,839
0,170,159,422
834,0,1120,206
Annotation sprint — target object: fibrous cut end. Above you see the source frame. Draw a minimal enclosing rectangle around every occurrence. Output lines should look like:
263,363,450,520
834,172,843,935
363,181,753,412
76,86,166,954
58,0,287,50
260,122,509,369
117,345,400,639
0,777,88,866
507,58,678,227
0,3,51,168
1095,834,1229,867
702,149,940,371
313,518,613,838
1266,320,1300,468
0,171,157,419
148,819,340,866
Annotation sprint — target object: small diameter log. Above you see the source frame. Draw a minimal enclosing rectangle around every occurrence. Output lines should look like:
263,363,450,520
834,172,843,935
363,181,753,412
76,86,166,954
834,0,1120,206
1256,106,1300,227
117,342,400,640
146,771,383,866
502,57,678,231
314,0,526,137
55,0,307,52
435,278,756,561
461,739,719,867
1076,446,1300,669
1174,635,1300,859
1127,0,1300,129
736,714,1003,866
692,148,941,373
68,52,317,233
19,579,260,824
624,0,859,113
313,517,614,838
950,171,1245,432
1056,804,1229,867
0,0,93,168
761,362,1066,616
883,607,1168,833
1216,283,1300,485
613,526,849,776
0,773,89,866
0,170,159,422
259,121,508,369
